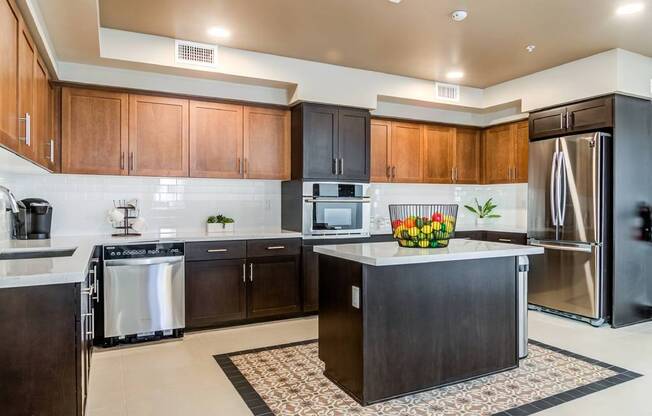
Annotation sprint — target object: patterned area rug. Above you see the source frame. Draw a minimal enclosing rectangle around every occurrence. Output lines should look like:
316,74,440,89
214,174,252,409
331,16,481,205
214,340,641,416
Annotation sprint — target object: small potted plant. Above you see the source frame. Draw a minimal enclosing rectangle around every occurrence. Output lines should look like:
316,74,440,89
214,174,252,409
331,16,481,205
207,214,235,233
464,198,500,227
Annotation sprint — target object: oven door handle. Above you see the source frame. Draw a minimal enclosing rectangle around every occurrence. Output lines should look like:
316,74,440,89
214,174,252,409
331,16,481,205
303,198,370,203
104,256,184,267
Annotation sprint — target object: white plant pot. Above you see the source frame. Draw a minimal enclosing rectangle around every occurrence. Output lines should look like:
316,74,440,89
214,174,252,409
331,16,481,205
207,223,234,233
476,217,489,227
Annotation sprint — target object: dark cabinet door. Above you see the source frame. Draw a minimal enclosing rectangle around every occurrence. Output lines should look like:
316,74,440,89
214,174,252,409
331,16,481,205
247,256,301,319
302,246,319,312
302,104,339,180
185,259,246,329
337,108,370,181
566,97,613,133
529,107,567,140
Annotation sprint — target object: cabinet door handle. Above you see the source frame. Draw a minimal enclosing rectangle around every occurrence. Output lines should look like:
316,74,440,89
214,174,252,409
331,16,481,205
249,263,254,282
392,166,396,179
560,112,565,129
129,152,134,171
243,158,248,175
567,112,574,129
266,246,285,250
386,166,390,178
237,158,242,175
19,113,31,146
82,312,95,337
207,248,228,253
120,152,125,170
332,158,337,174
498,238,513,243
48,139,54,162
339,157,344,175
242,263,246,283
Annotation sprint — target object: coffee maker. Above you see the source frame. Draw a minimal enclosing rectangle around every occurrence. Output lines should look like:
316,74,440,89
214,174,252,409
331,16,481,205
14,198,53,240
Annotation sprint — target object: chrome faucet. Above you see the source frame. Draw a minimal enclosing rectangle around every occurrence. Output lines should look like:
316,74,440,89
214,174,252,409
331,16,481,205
0,185,20,214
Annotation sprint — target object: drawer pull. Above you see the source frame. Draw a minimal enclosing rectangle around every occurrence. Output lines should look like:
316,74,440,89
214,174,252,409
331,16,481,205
266,246,286,250
207,248,228,253
498,238,512,243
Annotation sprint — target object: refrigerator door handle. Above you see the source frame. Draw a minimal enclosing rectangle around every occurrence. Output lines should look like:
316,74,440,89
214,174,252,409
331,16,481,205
558,152,567,225
530,241,593,253
550,151,558,226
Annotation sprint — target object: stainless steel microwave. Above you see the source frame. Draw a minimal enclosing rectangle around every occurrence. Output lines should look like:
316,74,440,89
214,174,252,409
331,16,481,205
302,182,370,239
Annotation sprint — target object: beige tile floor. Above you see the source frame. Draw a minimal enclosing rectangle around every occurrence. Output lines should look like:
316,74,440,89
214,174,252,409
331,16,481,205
87,312,651,416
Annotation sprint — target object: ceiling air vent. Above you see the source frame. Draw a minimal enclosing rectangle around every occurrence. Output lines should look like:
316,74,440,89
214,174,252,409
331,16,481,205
175,39,218,67
435,82,460,102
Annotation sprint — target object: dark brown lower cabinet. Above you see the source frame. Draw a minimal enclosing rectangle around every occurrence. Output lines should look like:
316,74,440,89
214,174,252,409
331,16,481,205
248,256,301,319
184,239,302,330
185,259,247,328
0,257,96,416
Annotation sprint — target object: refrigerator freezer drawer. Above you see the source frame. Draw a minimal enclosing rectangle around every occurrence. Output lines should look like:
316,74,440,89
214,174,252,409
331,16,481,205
528,242,603,319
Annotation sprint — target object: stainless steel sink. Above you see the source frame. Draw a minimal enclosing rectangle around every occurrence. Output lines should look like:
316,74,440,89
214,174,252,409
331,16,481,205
0,247,77,260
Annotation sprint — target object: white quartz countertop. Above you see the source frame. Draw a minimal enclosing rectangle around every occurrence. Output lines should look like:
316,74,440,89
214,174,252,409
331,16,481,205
0,228,302,289
313,239,543,266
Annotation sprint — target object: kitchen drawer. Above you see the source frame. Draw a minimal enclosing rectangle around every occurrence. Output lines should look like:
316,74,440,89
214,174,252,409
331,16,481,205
247,239,301,258
454,230,486,241
185,241,246,261
485,231,527,245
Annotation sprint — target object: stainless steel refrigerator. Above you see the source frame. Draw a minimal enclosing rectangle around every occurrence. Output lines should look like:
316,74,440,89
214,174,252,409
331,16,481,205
527,132,610,326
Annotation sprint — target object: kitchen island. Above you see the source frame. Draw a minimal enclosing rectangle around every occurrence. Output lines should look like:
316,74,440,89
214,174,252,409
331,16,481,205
314,239,543,405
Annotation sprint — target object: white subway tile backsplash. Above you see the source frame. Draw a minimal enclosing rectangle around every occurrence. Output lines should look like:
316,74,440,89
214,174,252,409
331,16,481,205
369,182,527,234
0,174,283,236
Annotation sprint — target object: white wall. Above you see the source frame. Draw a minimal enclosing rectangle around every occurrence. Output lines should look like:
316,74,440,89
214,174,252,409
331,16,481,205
369,183,527,234
0,174,282,237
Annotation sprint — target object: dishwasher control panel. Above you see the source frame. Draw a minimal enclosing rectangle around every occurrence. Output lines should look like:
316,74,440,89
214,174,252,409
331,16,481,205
104,242,185,260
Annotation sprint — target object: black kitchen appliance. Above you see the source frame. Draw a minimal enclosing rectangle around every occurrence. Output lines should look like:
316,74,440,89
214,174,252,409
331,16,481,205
14,198,53,240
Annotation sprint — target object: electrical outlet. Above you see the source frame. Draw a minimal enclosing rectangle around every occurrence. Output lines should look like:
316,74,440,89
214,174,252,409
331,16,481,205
264,199,271,211
352,286,360,309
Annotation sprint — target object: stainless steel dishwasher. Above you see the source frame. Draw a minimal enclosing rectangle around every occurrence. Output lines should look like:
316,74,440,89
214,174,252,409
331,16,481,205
103,242,185,345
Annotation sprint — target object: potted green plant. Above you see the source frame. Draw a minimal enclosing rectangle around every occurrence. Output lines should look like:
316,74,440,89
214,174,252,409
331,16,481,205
207,214,235,233
464,198,500,227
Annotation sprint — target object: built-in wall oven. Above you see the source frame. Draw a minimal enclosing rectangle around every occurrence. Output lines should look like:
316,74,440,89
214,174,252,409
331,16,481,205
302,182,370,238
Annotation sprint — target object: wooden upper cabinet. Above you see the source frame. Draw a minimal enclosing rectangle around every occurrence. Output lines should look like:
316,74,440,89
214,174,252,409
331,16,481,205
370,119,391,183
244,106,290,180
62,87,128,175
34,58,51,169
483,124,514,184
422,125,453,183
0,0,20,152
17,24,36,160
337,108,370,182
514,121,529,183
453,127,481,184
189,101,243,178
129,95,189,177
391,122,423,183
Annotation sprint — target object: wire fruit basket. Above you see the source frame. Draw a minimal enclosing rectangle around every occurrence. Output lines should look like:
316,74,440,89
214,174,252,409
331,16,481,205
389,204,459,248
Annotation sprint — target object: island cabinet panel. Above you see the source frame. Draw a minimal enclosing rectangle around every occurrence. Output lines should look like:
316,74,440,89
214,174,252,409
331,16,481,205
185,259,247,328
370,119,392,182
189,100,243,178
302,246,319,312
247,256,301,319
453,127,481,184
319,255,518,405
422,124,453,183
243,106,290,180
61,87,129,175
390,121,423,183
128,95,189,177
0,0,20,152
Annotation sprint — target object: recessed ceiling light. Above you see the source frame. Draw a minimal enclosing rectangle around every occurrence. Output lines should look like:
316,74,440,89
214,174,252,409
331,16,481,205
451,10,468,22
388,0,402,3
526,45,536,53
616,3,645,15
207,27,231,38
446,70,464,80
